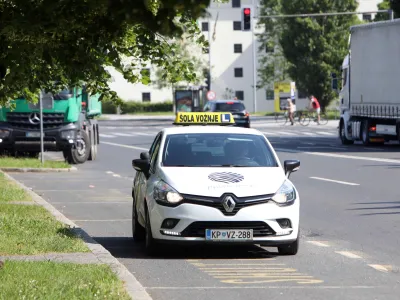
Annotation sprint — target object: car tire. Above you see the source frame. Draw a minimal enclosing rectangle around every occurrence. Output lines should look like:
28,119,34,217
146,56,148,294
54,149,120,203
132,195,145,242
278,232,299,256
145,204,158,256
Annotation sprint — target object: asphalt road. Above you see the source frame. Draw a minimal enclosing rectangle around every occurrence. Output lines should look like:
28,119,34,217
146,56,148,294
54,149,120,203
11,119,400,300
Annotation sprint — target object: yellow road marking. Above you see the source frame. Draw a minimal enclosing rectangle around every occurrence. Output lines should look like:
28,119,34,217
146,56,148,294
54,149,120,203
335,251,362,259
368,264,392,273
307,241,330,247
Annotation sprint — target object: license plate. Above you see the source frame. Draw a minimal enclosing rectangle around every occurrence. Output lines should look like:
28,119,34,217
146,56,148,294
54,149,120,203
205,229,253,241
26,132,42,138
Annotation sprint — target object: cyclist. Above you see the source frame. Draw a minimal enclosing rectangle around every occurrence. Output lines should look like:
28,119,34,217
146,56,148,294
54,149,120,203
309,95,321,125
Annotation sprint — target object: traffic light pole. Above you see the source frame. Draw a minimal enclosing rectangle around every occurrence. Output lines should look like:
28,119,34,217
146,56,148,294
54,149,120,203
251,1,257,113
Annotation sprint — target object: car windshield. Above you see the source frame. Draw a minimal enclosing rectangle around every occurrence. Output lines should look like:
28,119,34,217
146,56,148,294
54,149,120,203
214,102,245,112
53,88,74,100
161,133,278,167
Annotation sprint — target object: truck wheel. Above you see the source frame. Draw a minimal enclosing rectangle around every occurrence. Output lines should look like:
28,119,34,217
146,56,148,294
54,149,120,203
361,121,370,146
339,121,354,145
65,130,90,164
88,126,97,161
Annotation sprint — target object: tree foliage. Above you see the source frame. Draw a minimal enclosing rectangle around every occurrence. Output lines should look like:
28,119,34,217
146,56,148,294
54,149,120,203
152,34,209,89
258,0,361,108
0,0,227,105
375,0,400,21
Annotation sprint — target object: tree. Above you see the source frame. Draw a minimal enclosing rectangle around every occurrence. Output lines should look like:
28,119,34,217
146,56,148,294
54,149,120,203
152,34,209,90
375,0,400,21
256,0,291,88
276,0,361,109
0,0,228,105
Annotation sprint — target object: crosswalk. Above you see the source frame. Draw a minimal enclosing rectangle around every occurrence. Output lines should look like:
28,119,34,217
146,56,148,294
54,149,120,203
98,129,338,139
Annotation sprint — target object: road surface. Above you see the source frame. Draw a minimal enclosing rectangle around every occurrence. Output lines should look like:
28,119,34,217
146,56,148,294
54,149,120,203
11,120,400,300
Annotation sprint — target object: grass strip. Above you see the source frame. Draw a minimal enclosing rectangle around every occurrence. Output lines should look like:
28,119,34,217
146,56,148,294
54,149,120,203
0,156,70,169
0,172,30,203
0,260,131,299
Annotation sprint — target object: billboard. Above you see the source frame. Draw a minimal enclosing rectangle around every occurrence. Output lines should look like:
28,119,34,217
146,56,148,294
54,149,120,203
175,90,193,112
274,81,296,112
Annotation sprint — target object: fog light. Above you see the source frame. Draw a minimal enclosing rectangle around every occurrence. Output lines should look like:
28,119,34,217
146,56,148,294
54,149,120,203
161,218,180,229
160,230,181,236
277,218,291,229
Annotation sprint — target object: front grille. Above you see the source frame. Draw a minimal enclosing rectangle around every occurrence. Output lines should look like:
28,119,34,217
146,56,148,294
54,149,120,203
181,221,276,238
7,112,65,130
181,193,273,216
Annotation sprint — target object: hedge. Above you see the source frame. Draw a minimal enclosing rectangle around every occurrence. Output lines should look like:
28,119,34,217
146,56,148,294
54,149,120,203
101,100,173,114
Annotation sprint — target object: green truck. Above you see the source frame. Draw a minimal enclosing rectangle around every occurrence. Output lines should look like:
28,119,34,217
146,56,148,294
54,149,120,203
0,86,101,164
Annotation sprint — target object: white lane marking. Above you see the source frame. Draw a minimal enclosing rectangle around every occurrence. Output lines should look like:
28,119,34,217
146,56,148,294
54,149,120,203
301,132,317,136
135,132,156,136
310,177,360,186
101,141,148,151
335,251,362,259
301,142,316,145
316,131,335,135
99,133,116,138
106,171,113,174
368,265,391,273
112,174,121,177
297,146,347,150
278,131,295,135
113,133,134,136
307,241,330,247
263,131,278,136
274,148,400,164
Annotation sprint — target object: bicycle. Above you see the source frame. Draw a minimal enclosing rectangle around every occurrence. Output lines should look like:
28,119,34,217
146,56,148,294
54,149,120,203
275,110,304,125
299,110,328,126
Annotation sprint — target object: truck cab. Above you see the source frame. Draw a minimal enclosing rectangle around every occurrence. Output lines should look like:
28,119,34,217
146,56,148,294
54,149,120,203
0,87,101,164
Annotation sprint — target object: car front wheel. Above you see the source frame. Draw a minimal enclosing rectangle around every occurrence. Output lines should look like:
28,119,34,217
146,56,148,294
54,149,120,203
145,205,158,255
278,232,300,255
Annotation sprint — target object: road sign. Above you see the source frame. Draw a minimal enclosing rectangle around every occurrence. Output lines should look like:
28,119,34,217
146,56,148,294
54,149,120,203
207,90,216,100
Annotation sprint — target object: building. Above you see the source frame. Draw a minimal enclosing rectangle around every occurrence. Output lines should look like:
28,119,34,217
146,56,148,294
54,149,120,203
107,0,383,112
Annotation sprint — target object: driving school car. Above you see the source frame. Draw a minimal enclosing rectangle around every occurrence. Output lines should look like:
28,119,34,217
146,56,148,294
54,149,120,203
131,112,301,255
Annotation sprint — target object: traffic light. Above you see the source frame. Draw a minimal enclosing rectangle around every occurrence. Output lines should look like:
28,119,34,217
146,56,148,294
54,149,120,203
243,8,251,31
203,68,211,91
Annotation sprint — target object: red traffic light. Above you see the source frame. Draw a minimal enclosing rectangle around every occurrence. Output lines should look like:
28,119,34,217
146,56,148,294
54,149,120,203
244,8,251,15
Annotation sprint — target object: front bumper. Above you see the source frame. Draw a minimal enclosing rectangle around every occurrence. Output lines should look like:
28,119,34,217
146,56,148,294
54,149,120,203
233,117,250,128
0,123,79,152
148,199,299,246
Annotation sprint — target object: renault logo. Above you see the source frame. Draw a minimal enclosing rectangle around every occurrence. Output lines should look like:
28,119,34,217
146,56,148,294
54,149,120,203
29,113,40,125
222,196,236,213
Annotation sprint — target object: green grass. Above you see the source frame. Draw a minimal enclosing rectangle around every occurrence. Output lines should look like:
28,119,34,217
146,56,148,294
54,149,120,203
0,204,89,255
0,172,31,203
0,261,131,300
0,157,70,169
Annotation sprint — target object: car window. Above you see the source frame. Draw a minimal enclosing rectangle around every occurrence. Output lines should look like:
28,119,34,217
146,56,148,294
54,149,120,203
149,138,161,173
161,133,278,167
214,102,245,112
149,133,161,157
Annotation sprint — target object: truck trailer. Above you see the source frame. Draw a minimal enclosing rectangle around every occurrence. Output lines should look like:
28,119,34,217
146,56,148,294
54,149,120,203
337,18,400,145
0,87,101,164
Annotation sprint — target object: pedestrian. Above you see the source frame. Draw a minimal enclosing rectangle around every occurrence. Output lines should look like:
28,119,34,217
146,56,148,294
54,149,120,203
287,98,295,125
309,95,321,125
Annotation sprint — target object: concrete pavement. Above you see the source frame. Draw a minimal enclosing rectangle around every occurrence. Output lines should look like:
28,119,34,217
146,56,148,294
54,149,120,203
9,120,400,300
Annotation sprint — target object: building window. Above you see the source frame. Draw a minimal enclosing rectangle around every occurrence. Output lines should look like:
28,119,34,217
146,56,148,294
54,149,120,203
266,89,274,100
235,91,244,100
142,92,151,102
233,21,242,31
202,22,209,31
234,44,242,53
232,0,241,8
234,68,243,77
362,14,372,21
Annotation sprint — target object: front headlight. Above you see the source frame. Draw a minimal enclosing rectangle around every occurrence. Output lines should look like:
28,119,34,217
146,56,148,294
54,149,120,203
61,130,75,139
0,129,10,138
153,180,183,204
272,180,296,204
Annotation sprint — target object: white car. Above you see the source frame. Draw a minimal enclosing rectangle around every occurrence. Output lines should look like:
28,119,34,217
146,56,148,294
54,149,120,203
131,112,301,256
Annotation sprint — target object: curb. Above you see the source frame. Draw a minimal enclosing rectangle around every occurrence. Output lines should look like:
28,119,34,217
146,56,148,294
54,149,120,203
0,167,77,173
1,171,152,300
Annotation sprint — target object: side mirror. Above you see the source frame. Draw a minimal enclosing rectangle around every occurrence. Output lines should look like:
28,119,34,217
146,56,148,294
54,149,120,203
140,152,150,160
132,158,150,174
284,160,300,178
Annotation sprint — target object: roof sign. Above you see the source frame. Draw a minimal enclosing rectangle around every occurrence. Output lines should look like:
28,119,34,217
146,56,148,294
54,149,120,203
173,112,235,126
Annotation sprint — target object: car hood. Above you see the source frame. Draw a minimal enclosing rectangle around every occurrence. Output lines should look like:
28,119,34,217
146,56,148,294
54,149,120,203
161,167,286,197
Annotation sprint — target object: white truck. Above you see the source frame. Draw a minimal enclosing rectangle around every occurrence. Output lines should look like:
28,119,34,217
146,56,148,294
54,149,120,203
335,18,400,145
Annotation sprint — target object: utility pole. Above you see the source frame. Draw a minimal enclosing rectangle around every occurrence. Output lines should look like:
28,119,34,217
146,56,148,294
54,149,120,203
39,91,44,165
257,10,394,19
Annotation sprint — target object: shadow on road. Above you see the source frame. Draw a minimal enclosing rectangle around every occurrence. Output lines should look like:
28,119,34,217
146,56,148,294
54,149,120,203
92,236,278,260
347,201,400,216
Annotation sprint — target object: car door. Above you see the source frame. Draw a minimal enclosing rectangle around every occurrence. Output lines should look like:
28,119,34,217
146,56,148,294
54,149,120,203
136,132,162,221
